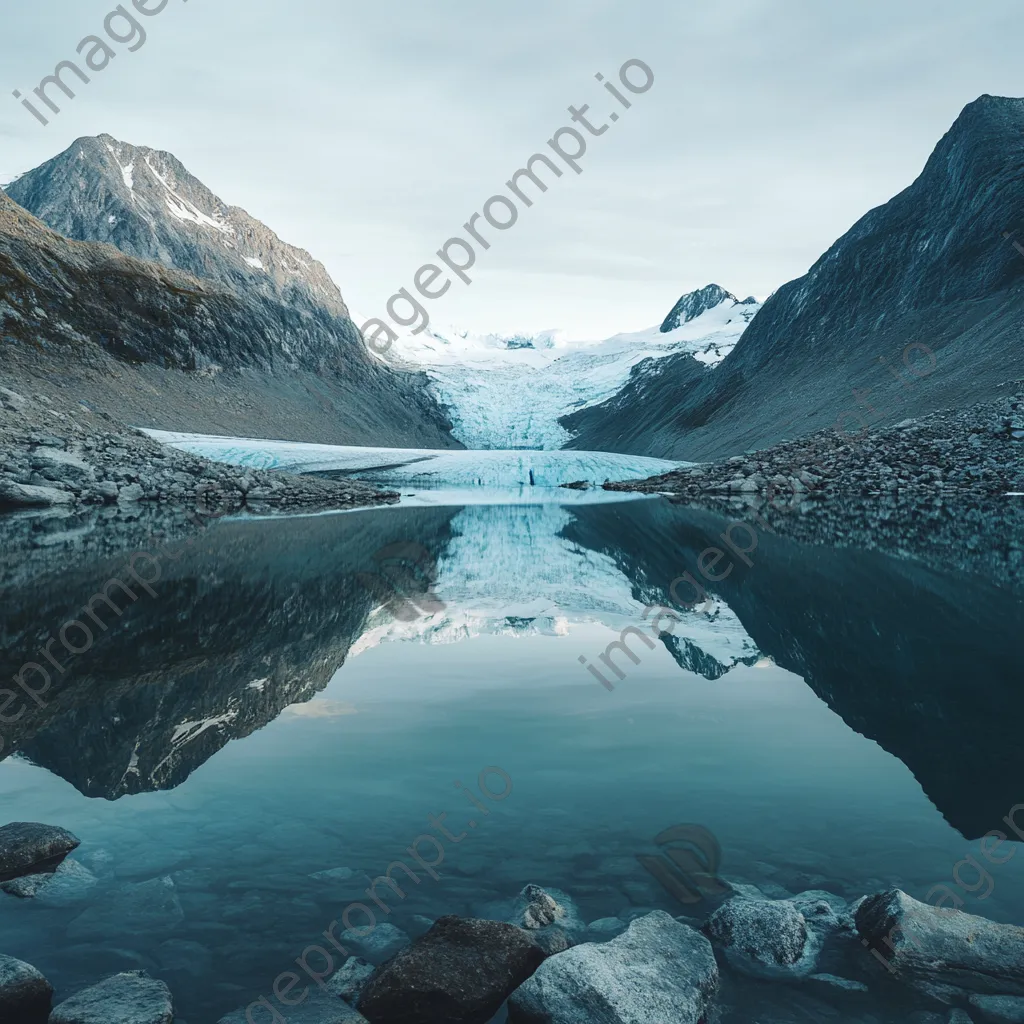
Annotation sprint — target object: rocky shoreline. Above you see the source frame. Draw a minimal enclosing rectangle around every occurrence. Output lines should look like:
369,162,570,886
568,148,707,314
3,821,1023,1023
606,387,1024,506
0,385,397,517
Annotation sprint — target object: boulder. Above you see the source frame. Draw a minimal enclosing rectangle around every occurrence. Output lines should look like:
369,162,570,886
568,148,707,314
0,955,52,1023
507,910,718,1024
219,990,367,1023
969,994,1024,1023
0,822,80,882
702,892,810,976
49,971,172,1024
357,916,545,1024
0,480,73,508
30,448,94,484
325,957,376,1004
855,889,1024,995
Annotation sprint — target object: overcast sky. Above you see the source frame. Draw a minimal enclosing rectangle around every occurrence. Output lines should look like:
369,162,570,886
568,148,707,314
2,0,1021,338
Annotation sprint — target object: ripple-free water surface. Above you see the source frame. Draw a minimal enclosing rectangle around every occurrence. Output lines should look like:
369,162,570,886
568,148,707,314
2,495,1023,1022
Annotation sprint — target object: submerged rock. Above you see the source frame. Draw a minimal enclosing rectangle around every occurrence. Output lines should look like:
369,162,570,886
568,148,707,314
219,990,367,1023
0,858,97,903
357,915,545,1024
969,994,1024,1023
66,876,184,940
340,922,410,964
325,956,376,1004
49,971,173,1024
856,890,1024,996
0,822,80,882
507,910,718,1024
0,955,53,1023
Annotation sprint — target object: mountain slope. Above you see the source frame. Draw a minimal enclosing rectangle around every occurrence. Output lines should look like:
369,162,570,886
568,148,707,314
2,136,459,447
564,95,1024,460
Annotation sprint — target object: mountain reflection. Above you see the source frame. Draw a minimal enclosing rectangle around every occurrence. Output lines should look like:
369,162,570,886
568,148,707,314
2,495,1022,843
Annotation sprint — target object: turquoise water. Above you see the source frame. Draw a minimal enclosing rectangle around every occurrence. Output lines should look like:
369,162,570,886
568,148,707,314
2,496,1023,1022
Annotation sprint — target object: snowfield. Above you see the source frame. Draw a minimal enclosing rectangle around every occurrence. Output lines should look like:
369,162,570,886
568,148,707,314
366,291,761,449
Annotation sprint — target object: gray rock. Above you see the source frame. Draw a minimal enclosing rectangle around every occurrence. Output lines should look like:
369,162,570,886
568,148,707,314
0,386,27,411
117,483,145,503
30,448,94,483
0,822,80,882
325,956,375,1004
67,876,184,940
90,480,120,503
702,892,812,978
969,994,1024,1023
0,954,52,1023
358,915,545,1024
507,910,718,1024
806,972,871,999
219,990,367,1023
49,971,173,1024
0,480,73,507
855,889,1024,995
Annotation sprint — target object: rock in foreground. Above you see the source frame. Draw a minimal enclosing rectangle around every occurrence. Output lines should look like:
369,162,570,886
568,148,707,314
49,971,172,1024
856,889,1024,995
507,910,718,1024
0,822,80,882
358,916,545,1024
0,955,52,1024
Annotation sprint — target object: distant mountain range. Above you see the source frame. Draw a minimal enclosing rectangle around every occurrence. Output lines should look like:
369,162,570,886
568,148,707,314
1,134,459,447
564,95,1024,459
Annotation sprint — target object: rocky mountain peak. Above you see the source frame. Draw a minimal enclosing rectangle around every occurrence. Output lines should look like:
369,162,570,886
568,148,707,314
659,284,737,333
4,133,350,321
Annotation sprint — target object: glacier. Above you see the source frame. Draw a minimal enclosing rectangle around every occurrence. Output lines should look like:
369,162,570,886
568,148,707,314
366,290,761,450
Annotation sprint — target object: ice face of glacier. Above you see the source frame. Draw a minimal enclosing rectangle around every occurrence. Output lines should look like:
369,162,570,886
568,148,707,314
141,432,686,491
366,292,761,450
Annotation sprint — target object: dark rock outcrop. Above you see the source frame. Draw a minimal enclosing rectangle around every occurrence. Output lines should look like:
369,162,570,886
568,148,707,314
659,284,736,332
564,96,1024,460
48,971,173,1024
357,916,545,1024
0,955,52,1024
507,911,718,1024
0,822,79,882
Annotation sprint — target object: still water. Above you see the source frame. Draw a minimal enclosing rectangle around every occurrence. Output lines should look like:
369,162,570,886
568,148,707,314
2,492,1023,1022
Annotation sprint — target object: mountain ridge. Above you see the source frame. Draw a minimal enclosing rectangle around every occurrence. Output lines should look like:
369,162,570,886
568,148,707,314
562,94,1024,460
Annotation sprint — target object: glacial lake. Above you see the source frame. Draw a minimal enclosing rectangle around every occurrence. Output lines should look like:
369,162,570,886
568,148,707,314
2,484,1023,1023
